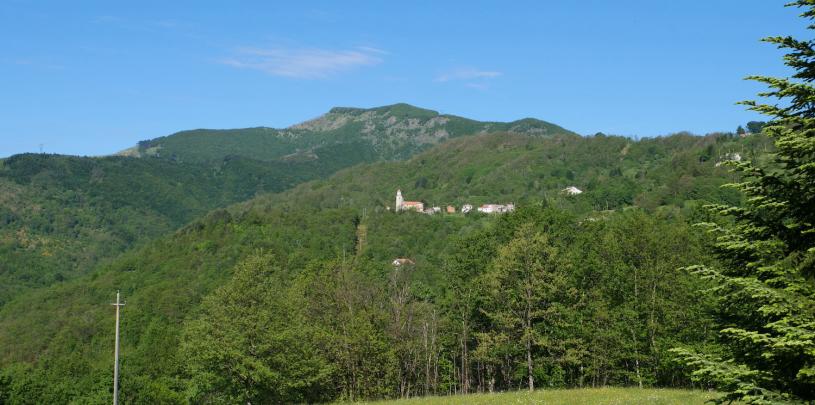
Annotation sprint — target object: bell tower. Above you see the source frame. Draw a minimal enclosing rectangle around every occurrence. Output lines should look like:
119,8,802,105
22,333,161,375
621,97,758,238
395,189,403,212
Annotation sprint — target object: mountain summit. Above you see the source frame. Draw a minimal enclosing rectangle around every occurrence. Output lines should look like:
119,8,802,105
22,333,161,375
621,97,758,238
120,103,576,163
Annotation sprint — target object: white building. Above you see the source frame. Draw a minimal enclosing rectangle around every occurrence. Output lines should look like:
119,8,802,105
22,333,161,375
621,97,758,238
392,258,415,267
715,152,743,167
461,204,473,214
562,186,583,196
395,189,424,212
478,204,514,214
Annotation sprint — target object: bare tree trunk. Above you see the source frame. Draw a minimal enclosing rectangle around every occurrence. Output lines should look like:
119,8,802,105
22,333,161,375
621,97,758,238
527,334,534,392
649,281,659,370
526,286,535,392
579,364,584,388
422,321,431,395
487,364,495,393
630,327,643,389
452,353,458,395
432,310,439,395
632,265,643,389
461,319,470,394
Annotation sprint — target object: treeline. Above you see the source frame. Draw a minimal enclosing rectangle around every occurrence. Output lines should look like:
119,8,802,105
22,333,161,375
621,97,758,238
175,207,716,403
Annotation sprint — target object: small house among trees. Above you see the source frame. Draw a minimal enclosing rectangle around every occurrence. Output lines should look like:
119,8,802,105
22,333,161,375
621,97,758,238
714,152,742,167
562,186,583,195
392,258,415,267
477,204,515,214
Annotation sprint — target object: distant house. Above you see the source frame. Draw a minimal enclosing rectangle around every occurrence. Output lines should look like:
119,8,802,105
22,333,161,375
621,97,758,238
402,201,425,212
432,206,441,213
447,205,456,214
395,189,424,212
715,152,742,167
461,204,473,214
478,204,514,214
477,205,496,214
562,186,583,196
392,258,415,267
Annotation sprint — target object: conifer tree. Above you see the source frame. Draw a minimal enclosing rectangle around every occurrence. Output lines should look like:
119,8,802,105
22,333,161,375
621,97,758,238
747,121,767,134
672,2,815,403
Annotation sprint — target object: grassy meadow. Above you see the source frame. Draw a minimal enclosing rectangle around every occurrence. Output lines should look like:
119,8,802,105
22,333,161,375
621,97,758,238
355,388,719,405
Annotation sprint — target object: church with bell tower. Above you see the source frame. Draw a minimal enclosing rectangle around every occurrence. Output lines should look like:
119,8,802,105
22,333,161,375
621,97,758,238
395,189,423,212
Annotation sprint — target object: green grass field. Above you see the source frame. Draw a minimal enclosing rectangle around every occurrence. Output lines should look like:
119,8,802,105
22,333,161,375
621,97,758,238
354,388,719,405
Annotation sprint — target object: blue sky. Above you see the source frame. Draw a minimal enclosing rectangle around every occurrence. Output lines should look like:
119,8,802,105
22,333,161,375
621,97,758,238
0,1,807,157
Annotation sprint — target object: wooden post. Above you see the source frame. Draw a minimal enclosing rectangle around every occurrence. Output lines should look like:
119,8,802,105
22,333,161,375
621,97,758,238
112,291,125,405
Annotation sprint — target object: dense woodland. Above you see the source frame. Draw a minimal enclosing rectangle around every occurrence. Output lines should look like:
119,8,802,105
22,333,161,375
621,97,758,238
0,203,719,403
0,129,770,403
2,2,815,403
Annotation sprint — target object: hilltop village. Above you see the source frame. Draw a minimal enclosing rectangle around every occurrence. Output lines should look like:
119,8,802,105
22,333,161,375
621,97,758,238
393,189,515,215
391,186,586,216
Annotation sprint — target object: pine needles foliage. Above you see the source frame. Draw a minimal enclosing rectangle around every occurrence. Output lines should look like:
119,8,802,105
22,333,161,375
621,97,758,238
671,2,815,403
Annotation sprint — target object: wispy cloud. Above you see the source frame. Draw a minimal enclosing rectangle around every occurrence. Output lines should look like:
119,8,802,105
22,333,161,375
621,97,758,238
3,57,64,70
465,82,490,91
435,67,502,82
221,46,384,79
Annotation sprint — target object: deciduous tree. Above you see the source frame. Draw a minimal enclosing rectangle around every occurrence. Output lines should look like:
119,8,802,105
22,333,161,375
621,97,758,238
478,224,570,391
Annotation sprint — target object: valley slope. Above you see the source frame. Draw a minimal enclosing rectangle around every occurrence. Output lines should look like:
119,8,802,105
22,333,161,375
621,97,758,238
0,130,769,403
0,104,573,306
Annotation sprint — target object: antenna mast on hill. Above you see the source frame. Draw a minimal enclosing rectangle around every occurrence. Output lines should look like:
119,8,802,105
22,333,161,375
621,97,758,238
111,290,125,405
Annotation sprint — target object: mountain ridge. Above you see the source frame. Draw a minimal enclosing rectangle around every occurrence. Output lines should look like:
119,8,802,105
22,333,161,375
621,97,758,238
0,104,576,307
119,103,576,163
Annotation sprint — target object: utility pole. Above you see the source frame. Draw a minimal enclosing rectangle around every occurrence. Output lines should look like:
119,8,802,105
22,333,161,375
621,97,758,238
111,291,125,405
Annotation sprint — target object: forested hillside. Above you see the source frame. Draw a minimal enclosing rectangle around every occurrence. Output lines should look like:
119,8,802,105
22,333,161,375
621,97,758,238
0,201,716,403
0,105,575,307
0,130,771,403
257,131,770,214
124,103,575,163
0,151,369,306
